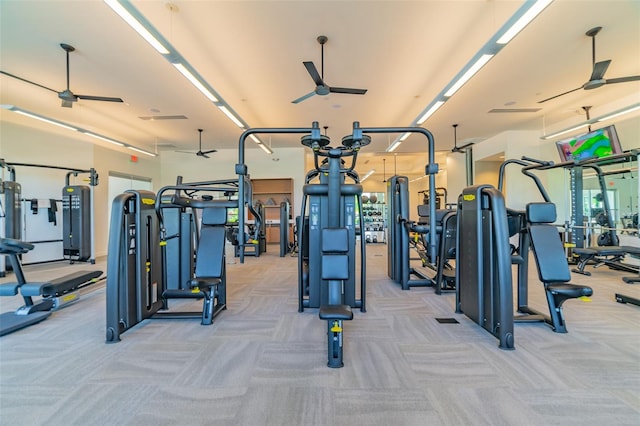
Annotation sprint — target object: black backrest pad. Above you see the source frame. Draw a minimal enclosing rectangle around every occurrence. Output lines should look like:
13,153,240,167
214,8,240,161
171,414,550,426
527,203,570,283
202,207,227,226
526,202,556,224
195,207,226,278
321,228,349,280
322,228,348,253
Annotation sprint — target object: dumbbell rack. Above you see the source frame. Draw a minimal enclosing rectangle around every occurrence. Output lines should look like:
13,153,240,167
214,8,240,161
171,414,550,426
362,202,386,244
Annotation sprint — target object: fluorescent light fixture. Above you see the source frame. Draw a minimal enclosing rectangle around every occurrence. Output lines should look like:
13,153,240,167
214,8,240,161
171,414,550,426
127,146,156,157
361,169,375,182
399,132,411,141
13,110,78,132
444,54,494,97
417,101,445,125
407,0,551,133
386,140,402,153
219,105,245,128
104,0,169,54
542,123,590,140
258,143,273,154
105,0,270,155
496,0,553,44
249,134,273,154
596,104,640,122
541,102,640,139
3,104,156,155
83,131,125,147
173,63,219,103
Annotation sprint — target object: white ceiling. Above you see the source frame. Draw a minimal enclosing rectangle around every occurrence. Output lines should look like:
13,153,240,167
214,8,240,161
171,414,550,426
1,1,639,178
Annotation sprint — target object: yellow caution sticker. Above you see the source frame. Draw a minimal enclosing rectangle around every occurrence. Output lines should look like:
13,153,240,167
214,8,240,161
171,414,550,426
62,294,78,303
142,198,155,205
331,324,342,332
192,288,200,293
463,194,475,201
66,188,75,192
159,241,167,246
564,243,576,248
579,296,592,302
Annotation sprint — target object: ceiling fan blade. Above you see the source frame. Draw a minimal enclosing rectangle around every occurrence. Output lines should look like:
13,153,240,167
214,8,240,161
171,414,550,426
201,149,217,154
175,150,197,154
537,86,583,104
291,90,317,104
329,87,367,95
196,152,210,159
590,59,611,81
303,61,324,86
605,75,640,84
76,94,124,103
0,70,58,93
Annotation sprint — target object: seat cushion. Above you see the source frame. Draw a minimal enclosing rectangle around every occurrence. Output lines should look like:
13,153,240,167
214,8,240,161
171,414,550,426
547,283,593,298
319,304,353,320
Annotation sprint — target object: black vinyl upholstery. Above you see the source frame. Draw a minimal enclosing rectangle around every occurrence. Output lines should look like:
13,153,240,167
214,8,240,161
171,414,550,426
185,206,227,325
319,227,353,321
526,202,592,333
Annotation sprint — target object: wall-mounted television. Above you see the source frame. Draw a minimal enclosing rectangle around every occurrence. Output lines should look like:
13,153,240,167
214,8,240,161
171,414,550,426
555,125,623,162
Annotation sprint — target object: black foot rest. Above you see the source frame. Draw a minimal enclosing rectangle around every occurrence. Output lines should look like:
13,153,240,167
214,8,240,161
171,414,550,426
547,283,593,299
0,283,21,297
319,304,353,321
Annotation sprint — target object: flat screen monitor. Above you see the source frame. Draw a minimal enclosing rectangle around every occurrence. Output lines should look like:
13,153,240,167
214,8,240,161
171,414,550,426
555,125,623,162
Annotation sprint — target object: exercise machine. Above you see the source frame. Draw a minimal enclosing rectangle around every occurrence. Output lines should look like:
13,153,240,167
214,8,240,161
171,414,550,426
298,127,368,367
497,157,594,333
0,160,97,268
387,176,456,293
105,181,245,343
0,237,102,336
456,185,515,349
234,121,439,367
298,132,366,314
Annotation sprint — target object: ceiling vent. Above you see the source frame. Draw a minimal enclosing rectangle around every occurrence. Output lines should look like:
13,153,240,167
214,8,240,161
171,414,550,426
488,108,541,113
138,115,188,120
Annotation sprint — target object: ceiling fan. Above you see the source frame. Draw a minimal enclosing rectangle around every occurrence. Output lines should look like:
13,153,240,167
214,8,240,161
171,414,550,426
538,26,640,103
0,43,123,108
176,129,217,158
292,35,367,104
451,124,473,153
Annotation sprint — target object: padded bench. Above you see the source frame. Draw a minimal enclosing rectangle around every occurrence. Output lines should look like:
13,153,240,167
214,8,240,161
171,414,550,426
572,245,640,276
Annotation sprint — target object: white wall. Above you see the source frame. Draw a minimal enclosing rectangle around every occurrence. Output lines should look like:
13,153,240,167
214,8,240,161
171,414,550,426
160,146,307,216
0,121,162,258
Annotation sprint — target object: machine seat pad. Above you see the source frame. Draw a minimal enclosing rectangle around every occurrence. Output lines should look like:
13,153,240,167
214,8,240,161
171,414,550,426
0,283,21,296
547,283,593,299
40,270,102,297
21,270,102,297
574,247,625,256
621,246,640,256
189,277,221,290
442,269,456,279
572,248,597,256
319,304,353,321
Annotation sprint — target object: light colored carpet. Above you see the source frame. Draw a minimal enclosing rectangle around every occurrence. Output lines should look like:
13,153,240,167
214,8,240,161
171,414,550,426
0,244,639,426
